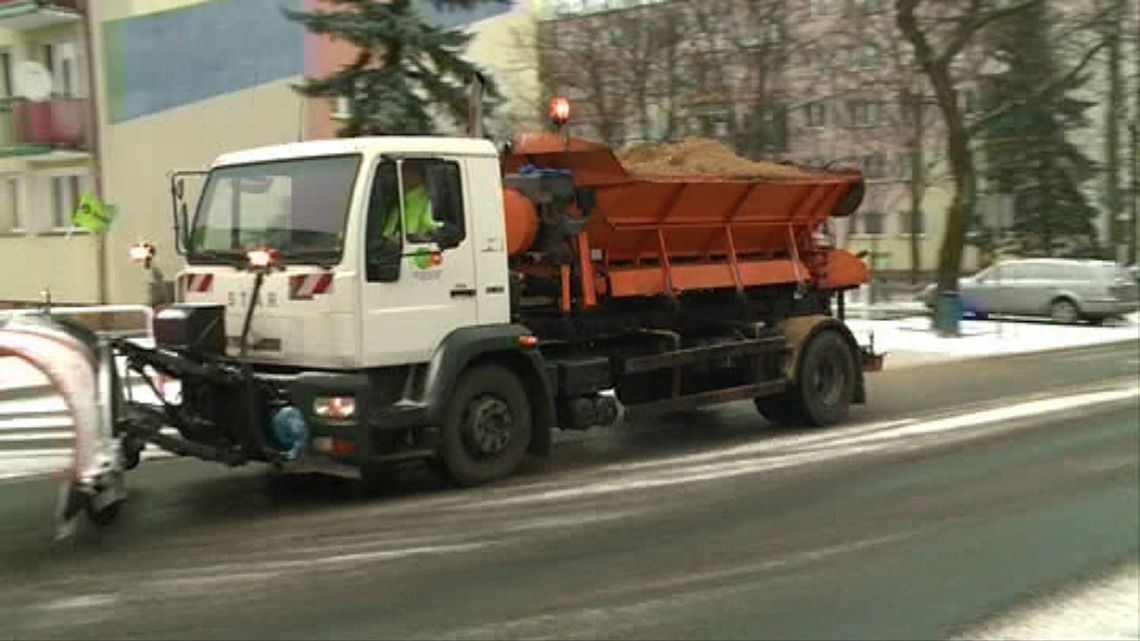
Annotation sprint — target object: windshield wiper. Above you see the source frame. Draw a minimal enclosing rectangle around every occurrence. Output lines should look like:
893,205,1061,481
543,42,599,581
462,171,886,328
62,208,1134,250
278,249,341,267
189,249,243,264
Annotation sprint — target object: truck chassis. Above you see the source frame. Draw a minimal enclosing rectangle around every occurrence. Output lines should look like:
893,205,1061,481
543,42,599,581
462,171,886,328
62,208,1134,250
110,296,881,488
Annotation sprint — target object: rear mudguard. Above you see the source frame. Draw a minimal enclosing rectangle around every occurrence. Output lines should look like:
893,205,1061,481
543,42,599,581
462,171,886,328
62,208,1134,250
777,315,868,404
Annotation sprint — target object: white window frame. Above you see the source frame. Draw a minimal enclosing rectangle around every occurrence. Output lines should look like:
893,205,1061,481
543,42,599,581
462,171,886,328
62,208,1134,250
44,169,93,233
42,38,86,99
0,174,26,234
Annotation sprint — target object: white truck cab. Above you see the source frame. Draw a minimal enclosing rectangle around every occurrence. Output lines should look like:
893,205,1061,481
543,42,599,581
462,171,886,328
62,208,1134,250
178,137,511,370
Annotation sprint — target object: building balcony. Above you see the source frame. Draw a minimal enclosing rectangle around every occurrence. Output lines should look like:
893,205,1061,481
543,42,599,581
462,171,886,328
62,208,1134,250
0,0,81,30
0,97,90,157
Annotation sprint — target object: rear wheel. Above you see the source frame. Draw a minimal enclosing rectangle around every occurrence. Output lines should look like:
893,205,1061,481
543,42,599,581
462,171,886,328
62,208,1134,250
792,330,856,427
754,395,803,426
440,365,532,487
755,330,856,428
1050,298,1080,324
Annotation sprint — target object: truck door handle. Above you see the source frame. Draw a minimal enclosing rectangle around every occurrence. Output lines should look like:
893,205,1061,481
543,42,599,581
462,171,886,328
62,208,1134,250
450,288,477,298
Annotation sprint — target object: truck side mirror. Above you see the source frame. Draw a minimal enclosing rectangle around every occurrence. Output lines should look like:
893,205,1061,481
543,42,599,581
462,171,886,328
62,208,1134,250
179,202,191,251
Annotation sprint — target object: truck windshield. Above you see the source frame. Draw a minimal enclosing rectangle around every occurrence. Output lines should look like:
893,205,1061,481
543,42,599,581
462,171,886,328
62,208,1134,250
188,154,361,263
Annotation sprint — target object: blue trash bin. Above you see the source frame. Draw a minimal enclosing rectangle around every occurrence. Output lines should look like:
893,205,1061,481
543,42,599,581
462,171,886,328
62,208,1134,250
935,291,963,336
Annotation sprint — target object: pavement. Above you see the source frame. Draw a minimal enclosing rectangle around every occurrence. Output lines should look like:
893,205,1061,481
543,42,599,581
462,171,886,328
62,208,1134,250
846,311,1140,369
0,342,1136,639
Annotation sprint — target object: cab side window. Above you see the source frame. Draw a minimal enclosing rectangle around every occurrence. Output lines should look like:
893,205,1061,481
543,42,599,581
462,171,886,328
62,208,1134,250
365,161,400,282
401,158,466,245
365,158,467,282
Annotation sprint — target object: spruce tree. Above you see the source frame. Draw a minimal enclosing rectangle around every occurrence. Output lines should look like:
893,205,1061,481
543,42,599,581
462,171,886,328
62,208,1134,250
286,0,502,136
980,2,1099,257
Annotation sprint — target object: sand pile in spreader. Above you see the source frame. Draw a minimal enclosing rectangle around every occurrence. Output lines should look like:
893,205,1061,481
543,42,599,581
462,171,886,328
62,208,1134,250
617,137,813,179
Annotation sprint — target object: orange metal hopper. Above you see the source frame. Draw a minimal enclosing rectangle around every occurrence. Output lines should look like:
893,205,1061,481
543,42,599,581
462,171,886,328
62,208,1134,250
504,133,869,305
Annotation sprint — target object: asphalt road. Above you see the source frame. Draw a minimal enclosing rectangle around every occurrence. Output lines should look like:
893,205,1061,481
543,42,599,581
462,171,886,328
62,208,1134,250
0,342,1137,640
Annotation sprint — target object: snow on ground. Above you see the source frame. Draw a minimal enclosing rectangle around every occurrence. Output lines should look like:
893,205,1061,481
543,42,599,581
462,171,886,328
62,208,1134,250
847,312,1139,369
955,561,1140,641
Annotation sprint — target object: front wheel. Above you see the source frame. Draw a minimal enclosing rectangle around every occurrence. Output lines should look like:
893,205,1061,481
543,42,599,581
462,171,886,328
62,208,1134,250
440,365,532,487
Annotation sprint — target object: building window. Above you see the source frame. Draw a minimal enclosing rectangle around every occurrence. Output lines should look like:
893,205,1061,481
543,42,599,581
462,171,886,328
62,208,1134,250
0,176,22,234
798,44,818,70
898,210,925,236
804,102,827,128
895,152,912,179
862,153,888,179
861,211,886,235
45,41,83,98
849,100,888,127
858,45,883,68
960,87,981,115
50,174,91,230
810,0,836,18
855,0,890,13
0,51,12,99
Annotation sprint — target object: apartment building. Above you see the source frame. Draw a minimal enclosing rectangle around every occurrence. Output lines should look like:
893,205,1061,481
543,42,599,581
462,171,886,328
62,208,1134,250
0,0,542,306
0,0,311,306
0,0,98,303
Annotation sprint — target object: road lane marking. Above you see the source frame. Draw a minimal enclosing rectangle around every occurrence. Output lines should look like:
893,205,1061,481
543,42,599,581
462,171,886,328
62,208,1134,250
606,417,919,473
134,542,492,593
823,385,1139,450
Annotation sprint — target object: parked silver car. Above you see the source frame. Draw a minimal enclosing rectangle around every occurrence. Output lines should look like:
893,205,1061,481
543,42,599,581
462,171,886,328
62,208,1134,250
921,258,1139,324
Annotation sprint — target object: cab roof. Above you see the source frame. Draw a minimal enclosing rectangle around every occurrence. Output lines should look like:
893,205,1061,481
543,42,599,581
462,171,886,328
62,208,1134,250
212,136,500,168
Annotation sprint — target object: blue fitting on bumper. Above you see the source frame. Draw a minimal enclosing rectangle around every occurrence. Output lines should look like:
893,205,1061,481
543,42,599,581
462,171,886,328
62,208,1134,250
269,406,308,462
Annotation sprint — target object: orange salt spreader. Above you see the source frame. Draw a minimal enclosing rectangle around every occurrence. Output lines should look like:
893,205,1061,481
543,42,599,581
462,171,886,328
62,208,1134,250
499,132,869,314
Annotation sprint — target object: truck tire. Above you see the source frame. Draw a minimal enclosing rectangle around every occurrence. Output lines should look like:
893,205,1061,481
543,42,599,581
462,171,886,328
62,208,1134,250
754,395,803,426
792,330,856,427
1050,298,1080,324
440,364,532,487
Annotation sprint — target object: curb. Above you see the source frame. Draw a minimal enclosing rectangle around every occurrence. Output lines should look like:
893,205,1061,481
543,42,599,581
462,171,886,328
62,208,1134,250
879,337,1139,373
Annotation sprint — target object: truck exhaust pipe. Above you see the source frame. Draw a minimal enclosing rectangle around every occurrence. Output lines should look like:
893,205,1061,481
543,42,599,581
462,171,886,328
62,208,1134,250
467,72,486,139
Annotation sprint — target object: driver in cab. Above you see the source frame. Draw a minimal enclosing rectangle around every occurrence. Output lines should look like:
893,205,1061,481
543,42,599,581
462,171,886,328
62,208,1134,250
381,163,440,242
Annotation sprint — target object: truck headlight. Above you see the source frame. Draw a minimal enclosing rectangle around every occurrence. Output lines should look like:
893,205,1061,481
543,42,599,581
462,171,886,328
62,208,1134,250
313,396,356,420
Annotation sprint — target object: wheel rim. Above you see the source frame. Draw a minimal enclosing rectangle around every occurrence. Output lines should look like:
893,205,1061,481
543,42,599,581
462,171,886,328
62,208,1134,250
810,354,844,408
462,395,514,459
1052,301,1077,323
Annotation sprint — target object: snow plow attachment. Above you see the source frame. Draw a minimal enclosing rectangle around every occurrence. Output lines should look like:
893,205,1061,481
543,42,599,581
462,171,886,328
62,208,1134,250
0,315,126,540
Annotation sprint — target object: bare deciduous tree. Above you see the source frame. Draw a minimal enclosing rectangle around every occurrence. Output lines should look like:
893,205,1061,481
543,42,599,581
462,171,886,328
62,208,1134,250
896,0,1107,301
